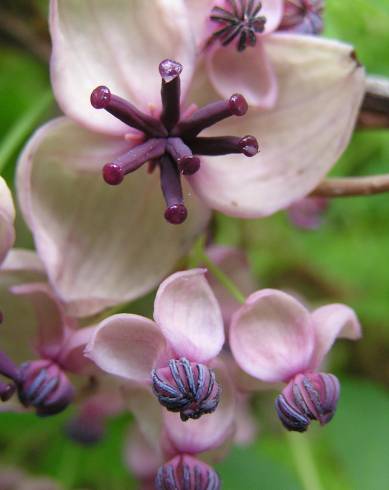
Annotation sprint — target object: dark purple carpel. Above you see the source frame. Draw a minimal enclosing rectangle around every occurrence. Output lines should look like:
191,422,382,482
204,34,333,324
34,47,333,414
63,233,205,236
155,454,221,490
275,372,340,432
208,0,267,52
151,358,220,421
90,59,259,224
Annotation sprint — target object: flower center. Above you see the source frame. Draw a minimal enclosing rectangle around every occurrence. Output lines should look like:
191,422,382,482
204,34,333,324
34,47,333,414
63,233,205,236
275,372,340,432
209,0,267,51
90,59,258,224
151,358,220,421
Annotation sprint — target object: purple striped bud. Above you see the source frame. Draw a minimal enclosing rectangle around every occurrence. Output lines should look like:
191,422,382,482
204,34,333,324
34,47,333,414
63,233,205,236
155,454,220,490
275,372,340,432
152,358,220,421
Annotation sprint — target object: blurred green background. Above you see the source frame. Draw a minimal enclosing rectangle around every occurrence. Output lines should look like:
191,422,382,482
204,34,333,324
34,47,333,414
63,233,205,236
0,0,389,488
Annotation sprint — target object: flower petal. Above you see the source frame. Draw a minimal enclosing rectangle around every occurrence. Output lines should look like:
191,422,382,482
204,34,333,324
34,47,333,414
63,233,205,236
163,360,235,454
85,314,167,384
154,269,224,362
58,325,97,374
10,282,75,360
207,41,278,108
189,35,365,217
310,304,362,369
229,289,315,383
125,425,162,481
50,0,196,135
17,118,210,317
0,178,15,265
261,0,284,34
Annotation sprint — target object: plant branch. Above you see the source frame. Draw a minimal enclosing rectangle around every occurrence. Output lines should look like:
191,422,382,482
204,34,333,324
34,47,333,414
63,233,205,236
286,432,324,490
310,174,389,198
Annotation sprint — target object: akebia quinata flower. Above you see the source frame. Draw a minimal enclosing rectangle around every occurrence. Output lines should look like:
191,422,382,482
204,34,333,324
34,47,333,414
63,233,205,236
86,269,225,421
229,289,361,431
279,0,325,35
90,59,258,224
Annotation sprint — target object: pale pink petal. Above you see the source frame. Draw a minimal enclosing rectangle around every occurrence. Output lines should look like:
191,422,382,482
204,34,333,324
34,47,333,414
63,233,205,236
163,360,235,455
234,394,259,446
10,282,74,360
125,425,162,481
154,269,224,362
207,41,278,108
229,289,315,382
184,0,215,45
310,304,362,369
0,178,15,265
85,314,167,384
0,250,47,363
58,325,97,374
261,0,284,33
50,0,196,135
189,35,365,217
17,118,210,317
206,245,256,328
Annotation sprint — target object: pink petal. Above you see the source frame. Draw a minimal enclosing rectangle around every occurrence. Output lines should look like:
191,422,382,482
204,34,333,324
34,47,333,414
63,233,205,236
58,325,97,374
0,250,47,363
17,118,210,317
50,0,196,135
154,269,224,362
310,304,362,369
189,35,365,218
184,0,215,46
229,289,315,383
10,282,75,360
234,393,259,446
125,425,162,481
0,178,15,265
85,314,167,384
206,245,256,328
261,0,284,34
207,41,278,108
162,360,235,455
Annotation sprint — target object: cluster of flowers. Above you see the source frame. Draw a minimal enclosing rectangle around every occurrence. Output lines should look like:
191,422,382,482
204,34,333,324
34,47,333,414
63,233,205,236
0,0,365,488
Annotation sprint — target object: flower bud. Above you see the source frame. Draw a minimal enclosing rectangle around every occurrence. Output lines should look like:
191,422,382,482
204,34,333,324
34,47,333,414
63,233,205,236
155,455,220,490
275,372,340,432
18,360,74,416
152,358,220,421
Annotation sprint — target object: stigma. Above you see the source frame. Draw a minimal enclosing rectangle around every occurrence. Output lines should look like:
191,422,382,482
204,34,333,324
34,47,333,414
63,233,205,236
209,0,267,51
151,358,220,421
90,59,258,224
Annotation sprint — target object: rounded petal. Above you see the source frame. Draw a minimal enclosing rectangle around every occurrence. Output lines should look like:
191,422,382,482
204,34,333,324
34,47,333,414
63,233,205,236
0,177,15,265
261,0,284,34
10,282,74,360
17,118,210,317
207,42,278,109
310,304,362,369
50,0,196,135
189,35,365,218
0,250,47,363
163,360,235,455
58,325,97,374
154,269,224,362
229,289,315,383
85,314,167,384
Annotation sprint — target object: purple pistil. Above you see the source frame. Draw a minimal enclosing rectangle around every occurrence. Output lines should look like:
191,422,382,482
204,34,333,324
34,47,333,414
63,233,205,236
151,358,220,421
90,59,258,224
209,0,267,52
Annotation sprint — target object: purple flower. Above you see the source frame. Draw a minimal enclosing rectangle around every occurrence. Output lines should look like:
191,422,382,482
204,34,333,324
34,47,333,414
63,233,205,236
229,289,361,431
279,0,325,35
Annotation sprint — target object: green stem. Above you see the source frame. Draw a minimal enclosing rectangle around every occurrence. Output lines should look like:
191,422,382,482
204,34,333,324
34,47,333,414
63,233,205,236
286,432,323,490
0,90,53,174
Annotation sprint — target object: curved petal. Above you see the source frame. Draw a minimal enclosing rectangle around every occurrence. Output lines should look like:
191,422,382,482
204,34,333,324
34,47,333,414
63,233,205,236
10,282,75,360
58,325,97,374
17,118,210,317
125,425,162,481
0,250,47,363
154,269,224,362
207,41,278,108
50,0,196,135
163,360,235,455
229,289,315,383
310,304,362,369
184,0,215,46
261,0,284,34
189,35,365,218
85,314,167,384
0,178,15,265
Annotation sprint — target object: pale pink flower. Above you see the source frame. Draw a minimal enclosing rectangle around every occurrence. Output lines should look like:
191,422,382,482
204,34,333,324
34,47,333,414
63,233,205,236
0,178,15,266
229,289,361,431
0,250,96,414
86,269,227,422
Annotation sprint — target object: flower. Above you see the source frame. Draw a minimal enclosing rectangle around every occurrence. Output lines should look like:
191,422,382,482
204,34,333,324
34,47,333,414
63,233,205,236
0,251,96,415
279,0,325,35
0,177,15,266
287,196,329,230
86,268,226,421
229,289,361,431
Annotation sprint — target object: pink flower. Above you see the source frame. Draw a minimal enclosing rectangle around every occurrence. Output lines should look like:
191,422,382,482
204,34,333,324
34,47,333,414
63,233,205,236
0,250,96,414
279,0,325,35
0,178,15,266
86,269,227,421
287,196,329,230
229,289,361,431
